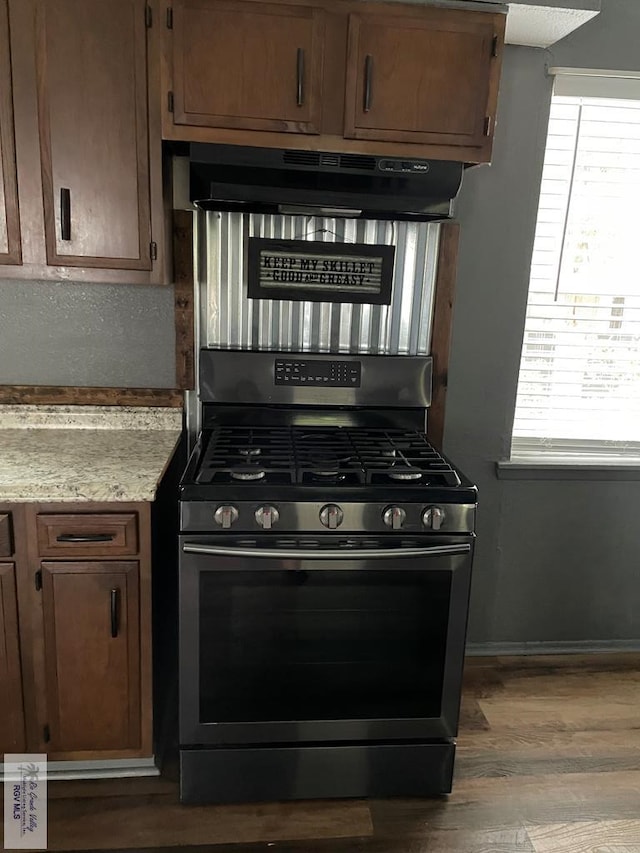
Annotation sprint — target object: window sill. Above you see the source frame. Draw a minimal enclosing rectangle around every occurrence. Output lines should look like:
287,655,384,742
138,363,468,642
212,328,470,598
496,460,640,480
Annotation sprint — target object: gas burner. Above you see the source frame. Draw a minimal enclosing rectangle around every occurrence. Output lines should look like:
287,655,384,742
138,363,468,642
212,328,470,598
388,469,423,482
311,471,346,483
311,469,341,479
299,432,336,441
308,454,353,479
231,467,266,481
238,447,262,457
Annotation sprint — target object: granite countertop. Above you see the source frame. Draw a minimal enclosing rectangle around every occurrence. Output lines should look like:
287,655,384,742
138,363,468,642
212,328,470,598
0,405,183,502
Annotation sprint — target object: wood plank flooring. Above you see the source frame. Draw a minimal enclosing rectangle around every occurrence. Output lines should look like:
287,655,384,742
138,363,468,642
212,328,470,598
26,654,640,853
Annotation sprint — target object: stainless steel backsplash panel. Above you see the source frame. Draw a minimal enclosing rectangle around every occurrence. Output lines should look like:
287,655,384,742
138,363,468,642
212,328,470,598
198,211,440,355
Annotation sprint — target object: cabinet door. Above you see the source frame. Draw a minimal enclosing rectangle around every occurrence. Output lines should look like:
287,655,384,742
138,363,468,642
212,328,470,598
0,563,26,753
344,8,501,149
41,561,140,753
0,0,21,265
35,0,151,269
172,0,325,134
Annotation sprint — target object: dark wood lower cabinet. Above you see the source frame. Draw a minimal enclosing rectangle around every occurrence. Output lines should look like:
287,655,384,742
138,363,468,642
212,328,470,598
3,501,154,761
41,561,141,754
0,562,26,753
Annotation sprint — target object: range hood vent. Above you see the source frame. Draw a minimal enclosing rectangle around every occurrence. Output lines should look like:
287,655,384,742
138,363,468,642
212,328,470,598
190,142,464,221
283,150,322,166
340,153,376,170
282,150,378,170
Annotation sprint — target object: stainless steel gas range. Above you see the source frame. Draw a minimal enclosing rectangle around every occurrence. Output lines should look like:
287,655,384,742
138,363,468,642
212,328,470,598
178,349,477,804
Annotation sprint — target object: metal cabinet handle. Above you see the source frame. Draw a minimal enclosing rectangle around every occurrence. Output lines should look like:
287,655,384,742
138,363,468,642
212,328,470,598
110,588,120,638
363,55,373,112
60,187,71,241
296,47,305,106
56,533,115,543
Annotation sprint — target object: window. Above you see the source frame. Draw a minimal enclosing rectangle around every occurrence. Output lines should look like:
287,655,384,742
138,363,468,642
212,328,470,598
511,72,640,462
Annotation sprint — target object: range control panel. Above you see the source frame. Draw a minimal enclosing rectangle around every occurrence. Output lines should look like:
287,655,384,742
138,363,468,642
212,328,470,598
275,358,362,387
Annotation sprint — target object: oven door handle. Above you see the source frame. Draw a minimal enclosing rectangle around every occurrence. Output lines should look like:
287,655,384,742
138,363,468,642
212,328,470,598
182,543,471,560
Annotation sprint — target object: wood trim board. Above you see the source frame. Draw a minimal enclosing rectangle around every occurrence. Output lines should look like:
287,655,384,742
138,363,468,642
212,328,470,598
172,209,195,390
0,387,184,407
427,222,460,451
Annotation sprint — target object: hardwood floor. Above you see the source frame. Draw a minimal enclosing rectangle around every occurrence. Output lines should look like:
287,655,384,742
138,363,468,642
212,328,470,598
39,654,640,853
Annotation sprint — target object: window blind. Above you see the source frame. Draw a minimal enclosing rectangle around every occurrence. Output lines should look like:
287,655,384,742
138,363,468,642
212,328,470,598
511,89,640,461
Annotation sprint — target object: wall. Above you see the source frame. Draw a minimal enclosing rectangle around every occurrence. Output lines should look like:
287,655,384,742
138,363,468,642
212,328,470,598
0,279,175,387
447,0,640,650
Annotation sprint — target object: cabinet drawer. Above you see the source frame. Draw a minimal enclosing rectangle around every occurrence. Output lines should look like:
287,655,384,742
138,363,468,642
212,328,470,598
0,514,13,557
37,513,138,556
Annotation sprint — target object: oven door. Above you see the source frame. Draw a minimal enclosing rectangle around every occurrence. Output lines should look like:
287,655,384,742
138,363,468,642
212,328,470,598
179,535,473,746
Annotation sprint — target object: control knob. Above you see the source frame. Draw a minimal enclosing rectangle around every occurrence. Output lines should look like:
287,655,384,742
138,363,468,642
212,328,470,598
255,505,279,530
213,505,239,529
319,504,344,529
422,506,445,530
383,506,406,530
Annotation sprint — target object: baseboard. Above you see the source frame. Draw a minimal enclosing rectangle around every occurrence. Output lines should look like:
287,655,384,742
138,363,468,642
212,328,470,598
466,639,640,656
0,757,160,781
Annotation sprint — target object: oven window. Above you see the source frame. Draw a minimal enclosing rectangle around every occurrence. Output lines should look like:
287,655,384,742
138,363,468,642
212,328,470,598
198,569,451,723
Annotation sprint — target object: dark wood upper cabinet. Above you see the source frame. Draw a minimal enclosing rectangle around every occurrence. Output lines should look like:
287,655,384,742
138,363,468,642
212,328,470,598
163,0,505,163
171,0,325,134
0,563,26,754
344,7,502,149
34,0,152,269
0,0,22,265
41,561,140,753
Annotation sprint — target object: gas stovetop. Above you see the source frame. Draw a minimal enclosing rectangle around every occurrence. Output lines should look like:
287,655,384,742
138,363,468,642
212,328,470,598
179,423,478,533
194,425,461,487
180,350,477,532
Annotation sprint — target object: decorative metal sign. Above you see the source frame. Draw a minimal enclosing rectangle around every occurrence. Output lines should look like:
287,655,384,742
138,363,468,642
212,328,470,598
247,238,395,305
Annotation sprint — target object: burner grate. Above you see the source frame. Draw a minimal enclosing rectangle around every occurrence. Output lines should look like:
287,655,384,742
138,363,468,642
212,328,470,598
196,425,460,487
350,430,461,486
195,426,295,485
293,427,365,485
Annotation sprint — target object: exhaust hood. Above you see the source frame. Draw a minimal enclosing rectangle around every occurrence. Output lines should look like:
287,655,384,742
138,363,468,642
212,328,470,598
189,142,464,221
